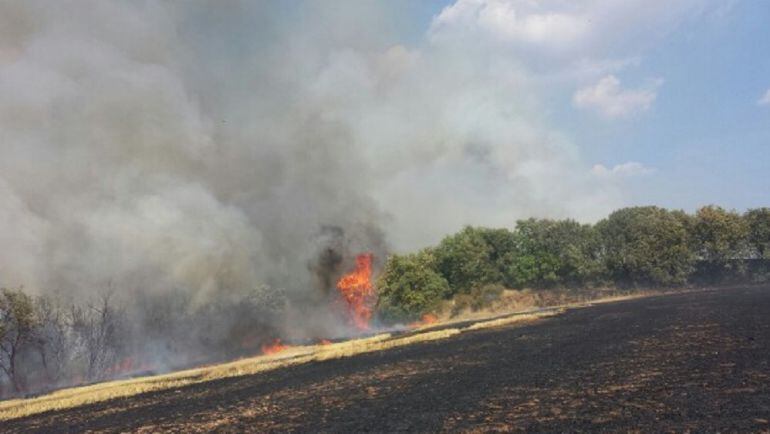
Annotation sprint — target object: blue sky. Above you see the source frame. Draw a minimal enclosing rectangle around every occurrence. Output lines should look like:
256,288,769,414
415,0,769,213
569,1,770,212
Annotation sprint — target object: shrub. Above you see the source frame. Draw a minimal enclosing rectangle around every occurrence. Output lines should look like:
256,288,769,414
596,206,695,286
376,250,451,322
433,227,501,295
692,205,750,281
745,208,770,259
504,219,603,289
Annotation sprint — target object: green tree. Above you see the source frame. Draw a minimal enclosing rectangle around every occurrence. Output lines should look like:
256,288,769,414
476,228,518,273
376,249,451,321
596,206,695,286
745,208,770,259
693,205,750,278
504,219,602,288
433,226,502,294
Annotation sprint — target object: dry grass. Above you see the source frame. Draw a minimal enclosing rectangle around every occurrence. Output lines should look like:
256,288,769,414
0,328,473,421
2,290,664,422
463,309,564,331
444,286,687,325
313,329,460,361
0,347,315,422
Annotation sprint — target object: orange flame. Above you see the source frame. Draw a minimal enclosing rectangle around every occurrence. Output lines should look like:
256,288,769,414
319,339,332,345
261,338,290,355
421,313,438,324
336,253,376,330
409,313,438,329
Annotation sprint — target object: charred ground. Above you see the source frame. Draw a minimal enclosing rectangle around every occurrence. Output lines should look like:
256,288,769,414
5,285,770,433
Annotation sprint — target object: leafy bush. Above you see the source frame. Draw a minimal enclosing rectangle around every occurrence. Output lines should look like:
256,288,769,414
376,249,451,322
745,208,770,280
504,219,603,289
433,227,502,295
745,208,770,259
694,206,749,261
596,206,695,286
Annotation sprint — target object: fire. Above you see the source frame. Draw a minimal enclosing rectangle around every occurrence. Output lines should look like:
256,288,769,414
319,339,332,345
261,338,290,355
409,313,438,329
336,253,376,330
421,313,438,324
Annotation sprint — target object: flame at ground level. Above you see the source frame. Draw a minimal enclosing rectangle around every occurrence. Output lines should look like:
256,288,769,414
409,313,438,329
261,338,290,355
336,253,376,330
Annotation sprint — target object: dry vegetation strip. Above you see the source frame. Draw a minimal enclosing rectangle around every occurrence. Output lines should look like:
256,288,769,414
464,309,564,331
0,288,703,422
0,307,568,421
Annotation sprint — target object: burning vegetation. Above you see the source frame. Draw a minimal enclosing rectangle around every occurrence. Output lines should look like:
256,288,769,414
409,313,439,329
0,230,389,399
261,339,291,356
336,253,376,330
259,252,378,357
2,206,769,399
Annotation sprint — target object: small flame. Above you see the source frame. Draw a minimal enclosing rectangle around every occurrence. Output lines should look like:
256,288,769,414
261,338,290,355
421,313,438,324
319,339,332,345
336,253,376,330
409,313,439,329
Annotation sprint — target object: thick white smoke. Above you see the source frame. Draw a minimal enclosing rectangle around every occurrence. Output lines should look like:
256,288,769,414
0,0,708,349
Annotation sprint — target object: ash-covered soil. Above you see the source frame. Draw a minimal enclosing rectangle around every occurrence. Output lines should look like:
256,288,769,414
6,286,770,433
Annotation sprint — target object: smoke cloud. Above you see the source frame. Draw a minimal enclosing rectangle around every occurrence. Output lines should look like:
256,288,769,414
0,0,707,374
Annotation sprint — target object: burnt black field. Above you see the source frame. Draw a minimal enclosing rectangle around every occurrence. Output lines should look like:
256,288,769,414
6,286,770,433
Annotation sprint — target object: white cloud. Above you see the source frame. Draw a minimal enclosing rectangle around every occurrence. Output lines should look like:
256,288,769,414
477,3,589,47
591,162,655,178
429,0,589,51
758,89,770,106
573,75,661,119
429,0,706,58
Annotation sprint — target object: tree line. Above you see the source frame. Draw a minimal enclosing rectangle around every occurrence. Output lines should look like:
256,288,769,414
2,204,768,397
376,206,770,321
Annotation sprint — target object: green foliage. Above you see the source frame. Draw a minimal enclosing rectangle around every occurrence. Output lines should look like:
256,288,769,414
596,206,695,286
505,219,602,288
476,228,519,279
373,204,770,323
693,205,750,277
376,249,450,321
433,227,502,294
745,208,770,259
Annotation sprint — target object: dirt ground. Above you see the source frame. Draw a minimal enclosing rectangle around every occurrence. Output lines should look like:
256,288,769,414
4,285,770,433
